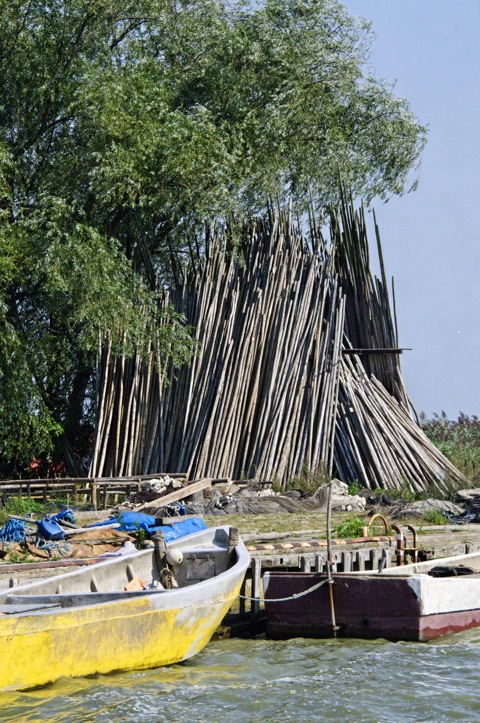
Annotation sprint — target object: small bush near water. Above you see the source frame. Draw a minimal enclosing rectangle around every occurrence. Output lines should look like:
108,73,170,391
421,412,480,485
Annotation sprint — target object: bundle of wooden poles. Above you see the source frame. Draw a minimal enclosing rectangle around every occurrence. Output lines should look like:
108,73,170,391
90,201,465,492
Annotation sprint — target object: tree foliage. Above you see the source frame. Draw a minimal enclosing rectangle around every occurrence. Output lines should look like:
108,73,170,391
0,0,427,474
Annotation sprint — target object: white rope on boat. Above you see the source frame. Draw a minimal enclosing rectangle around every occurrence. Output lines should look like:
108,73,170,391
238,576,330,604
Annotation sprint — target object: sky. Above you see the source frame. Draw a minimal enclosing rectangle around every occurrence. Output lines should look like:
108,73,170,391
341,0,480,419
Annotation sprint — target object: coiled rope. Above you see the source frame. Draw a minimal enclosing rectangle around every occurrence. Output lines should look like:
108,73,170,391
0,518,27,544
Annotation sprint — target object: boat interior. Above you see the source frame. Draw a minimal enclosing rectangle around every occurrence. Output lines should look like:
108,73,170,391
0,526,239,612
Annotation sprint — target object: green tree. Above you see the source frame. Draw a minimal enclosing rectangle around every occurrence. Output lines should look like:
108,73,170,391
0,0,427,475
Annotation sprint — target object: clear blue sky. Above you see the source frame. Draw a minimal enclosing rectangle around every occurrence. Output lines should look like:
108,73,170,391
342,0,480,419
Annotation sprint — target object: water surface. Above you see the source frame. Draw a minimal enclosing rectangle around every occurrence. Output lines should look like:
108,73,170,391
2,632,480,722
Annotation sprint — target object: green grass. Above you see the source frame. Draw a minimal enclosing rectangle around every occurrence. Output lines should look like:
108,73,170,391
286,462,330,495
0,496,46,525
421,510,448,526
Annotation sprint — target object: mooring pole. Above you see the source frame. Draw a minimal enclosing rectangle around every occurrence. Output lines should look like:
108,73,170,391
326,483,340,638
152,530,167,573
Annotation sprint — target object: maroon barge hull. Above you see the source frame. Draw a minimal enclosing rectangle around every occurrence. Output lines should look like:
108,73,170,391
263,571,480,642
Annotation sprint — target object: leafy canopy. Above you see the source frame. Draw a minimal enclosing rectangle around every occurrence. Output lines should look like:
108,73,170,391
0,0,426,471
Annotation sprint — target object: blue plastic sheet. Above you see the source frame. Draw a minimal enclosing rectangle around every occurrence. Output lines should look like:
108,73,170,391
92,513,207,539
116,512,157,532
51,509,75,525
150,517,207,541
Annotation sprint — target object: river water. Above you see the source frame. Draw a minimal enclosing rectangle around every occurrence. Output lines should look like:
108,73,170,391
2,633,480,722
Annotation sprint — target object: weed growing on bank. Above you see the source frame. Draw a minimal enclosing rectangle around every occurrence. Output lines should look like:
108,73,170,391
421,510,448,525
286,463,331,496
333,516,365,539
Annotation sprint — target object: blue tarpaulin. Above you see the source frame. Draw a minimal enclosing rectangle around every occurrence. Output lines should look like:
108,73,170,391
152,517,207,541
92,513,207,540
116,512,157,531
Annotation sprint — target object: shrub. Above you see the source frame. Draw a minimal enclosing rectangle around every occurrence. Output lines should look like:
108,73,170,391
383,483,416,502
347,482,363,495
421,412,480,485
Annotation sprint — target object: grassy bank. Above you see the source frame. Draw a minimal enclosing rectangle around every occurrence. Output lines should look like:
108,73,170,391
204,510,450,541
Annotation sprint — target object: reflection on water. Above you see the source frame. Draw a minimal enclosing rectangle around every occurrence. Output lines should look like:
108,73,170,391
3,631,480,722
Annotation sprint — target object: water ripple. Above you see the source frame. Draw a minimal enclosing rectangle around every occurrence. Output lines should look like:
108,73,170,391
2,635,480,722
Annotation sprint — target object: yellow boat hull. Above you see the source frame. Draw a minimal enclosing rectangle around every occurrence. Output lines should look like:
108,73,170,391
0,524,249,691
0,581,242,691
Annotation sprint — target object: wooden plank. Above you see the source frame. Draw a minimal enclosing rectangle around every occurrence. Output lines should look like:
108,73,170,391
251,557,262,616
136,478,212,511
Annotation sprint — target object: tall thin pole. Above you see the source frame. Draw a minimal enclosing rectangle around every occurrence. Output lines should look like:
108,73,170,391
326,482,340,637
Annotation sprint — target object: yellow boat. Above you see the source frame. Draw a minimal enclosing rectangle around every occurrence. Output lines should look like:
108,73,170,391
0,524,249,691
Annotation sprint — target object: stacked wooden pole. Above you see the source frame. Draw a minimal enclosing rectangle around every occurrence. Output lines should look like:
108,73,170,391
90,209,345,484
335,353,464,492
89,201,465,491
330,200,410,407
330,198,464,491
